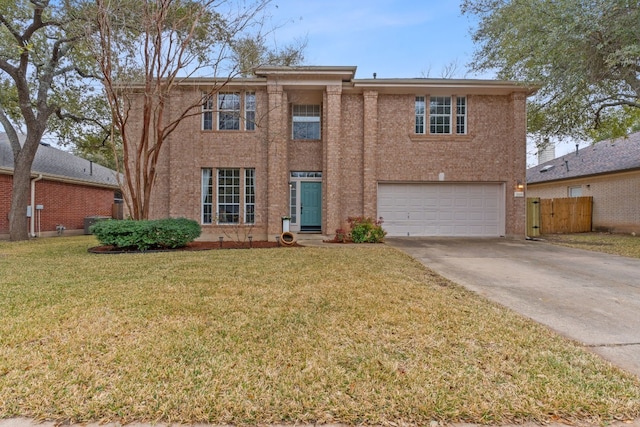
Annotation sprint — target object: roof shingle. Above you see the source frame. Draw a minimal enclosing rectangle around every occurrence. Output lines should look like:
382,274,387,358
0,133,119,187
527,131,640,184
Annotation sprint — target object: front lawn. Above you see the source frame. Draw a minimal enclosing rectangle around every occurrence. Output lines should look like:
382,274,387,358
1,236,639,425
543,232,640,258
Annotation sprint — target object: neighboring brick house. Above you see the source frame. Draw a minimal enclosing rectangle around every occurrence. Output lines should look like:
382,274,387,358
1,133,120,238
527,132,640,234
134,66,534,240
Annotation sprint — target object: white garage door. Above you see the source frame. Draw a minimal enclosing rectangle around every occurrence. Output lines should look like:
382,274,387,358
378,183,505,237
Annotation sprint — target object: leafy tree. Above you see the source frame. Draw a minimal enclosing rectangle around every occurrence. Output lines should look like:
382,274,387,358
231,35,306,76
588,106,640,142
0,0,102,241
462,0,640,139
72,130,122,170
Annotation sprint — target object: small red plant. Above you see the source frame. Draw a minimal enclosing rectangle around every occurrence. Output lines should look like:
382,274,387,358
328,228,350,243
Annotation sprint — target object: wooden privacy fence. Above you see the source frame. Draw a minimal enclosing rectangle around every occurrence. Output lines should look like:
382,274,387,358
527,197,593,236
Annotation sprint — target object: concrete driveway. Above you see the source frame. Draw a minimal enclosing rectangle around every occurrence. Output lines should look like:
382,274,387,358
386,237,640,378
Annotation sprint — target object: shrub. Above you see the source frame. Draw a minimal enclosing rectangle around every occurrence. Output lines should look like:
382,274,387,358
347,216,387,243
90,218,201,251
329,228,350,243
152,218,202,248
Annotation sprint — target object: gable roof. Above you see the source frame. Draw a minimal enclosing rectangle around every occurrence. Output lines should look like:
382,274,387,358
527,131,640,184
0,133,119,188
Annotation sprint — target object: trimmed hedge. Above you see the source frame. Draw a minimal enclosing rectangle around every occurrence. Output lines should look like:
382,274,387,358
90,218,201,251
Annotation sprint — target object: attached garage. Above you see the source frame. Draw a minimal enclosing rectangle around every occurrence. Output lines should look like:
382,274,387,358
378,183,505,237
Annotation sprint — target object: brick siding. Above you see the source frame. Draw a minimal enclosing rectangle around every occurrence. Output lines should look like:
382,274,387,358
137,70,530,239
0,173,11,235
1,174,115,237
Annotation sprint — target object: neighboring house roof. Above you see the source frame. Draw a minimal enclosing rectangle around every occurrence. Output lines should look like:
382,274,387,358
527,131,640,184
0,133,119,188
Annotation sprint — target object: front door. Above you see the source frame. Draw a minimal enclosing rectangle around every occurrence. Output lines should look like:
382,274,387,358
300,182,322,231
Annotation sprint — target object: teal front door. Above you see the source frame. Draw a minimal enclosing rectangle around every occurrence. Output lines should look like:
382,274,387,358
300,182,322,231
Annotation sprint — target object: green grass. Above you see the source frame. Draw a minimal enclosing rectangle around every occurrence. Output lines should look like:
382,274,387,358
543,232,640,258
1,236,639,425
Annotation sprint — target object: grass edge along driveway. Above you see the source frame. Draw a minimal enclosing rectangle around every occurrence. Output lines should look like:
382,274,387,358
1,236,639,426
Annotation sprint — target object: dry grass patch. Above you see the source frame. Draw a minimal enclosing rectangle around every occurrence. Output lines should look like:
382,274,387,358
543,232,640,258
1,236,639,426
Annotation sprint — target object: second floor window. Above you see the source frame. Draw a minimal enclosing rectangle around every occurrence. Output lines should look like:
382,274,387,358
430,96,451,134
415,96,466,135
202,91,256,131
456,96,467,134
292,104,321,140
415,96,425,134
202,96,214,130
245,92,256,131
218,92,241,130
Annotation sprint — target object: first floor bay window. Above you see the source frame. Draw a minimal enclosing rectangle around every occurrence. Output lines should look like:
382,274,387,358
244,169,255,223
202,168,214,223
217,168,240,223
202,168,256,224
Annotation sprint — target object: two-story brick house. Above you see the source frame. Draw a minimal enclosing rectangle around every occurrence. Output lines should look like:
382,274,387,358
140,66,534,240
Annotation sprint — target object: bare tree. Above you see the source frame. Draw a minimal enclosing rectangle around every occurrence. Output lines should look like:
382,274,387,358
91,0,279,220
420,59,466,79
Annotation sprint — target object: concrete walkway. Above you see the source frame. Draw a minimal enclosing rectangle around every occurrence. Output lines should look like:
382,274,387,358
386,237,640,378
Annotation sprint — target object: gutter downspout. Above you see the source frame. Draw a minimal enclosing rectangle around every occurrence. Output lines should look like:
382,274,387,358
30,174,43,237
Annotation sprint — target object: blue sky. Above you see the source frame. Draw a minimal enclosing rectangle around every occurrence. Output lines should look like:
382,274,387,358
266,0,487,79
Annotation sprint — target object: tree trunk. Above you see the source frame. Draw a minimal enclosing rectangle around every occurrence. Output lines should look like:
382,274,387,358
9,135,42,241
9,162,31,241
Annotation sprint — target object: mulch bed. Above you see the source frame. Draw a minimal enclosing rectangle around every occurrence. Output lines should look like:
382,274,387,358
88,240,298,254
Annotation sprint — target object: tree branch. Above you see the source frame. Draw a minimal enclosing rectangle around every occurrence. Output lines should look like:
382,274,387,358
594,100,640,128
0,57,18,78
55,107,110,133
0,108,21,158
